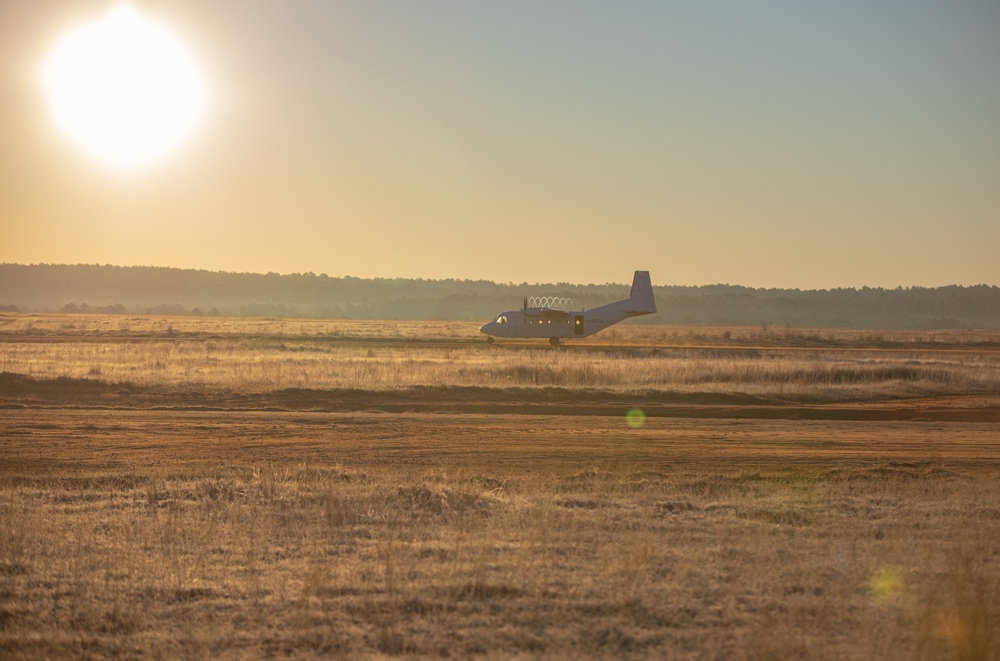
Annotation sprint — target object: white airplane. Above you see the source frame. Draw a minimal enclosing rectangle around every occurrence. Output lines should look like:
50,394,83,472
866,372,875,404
480,271,656,345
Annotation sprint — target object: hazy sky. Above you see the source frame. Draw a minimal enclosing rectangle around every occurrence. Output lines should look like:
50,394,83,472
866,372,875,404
2,1,998,288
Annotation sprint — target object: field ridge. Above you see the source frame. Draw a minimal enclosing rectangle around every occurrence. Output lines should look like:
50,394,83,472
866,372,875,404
3,372,997,422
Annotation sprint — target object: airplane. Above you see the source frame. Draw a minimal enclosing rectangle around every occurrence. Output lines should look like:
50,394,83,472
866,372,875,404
480,271,656,345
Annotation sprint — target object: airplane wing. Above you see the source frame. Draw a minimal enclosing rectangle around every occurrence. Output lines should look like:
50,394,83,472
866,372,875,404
523,307,570,319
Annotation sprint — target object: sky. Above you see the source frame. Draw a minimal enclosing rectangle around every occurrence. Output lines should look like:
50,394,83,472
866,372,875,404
1,0,998,289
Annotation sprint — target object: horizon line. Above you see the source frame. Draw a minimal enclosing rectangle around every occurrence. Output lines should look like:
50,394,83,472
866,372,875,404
2,262,997,292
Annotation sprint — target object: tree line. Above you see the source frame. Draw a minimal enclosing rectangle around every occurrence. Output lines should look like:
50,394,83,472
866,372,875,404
1,263,998,329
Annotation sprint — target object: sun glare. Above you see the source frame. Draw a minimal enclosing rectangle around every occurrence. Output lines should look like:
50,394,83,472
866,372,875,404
42,4,208,171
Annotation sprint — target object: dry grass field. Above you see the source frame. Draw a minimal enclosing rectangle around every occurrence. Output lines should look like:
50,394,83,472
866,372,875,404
2,313,1000,659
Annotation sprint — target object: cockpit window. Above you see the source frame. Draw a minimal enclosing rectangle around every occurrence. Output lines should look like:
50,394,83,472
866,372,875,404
495,315,507,324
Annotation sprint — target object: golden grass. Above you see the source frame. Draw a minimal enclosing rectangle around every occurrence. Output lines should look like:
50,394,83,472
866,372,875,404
2,315,998,402
3,312,1000,346
1,410,999,659
2,314,999,658
0,313,480,343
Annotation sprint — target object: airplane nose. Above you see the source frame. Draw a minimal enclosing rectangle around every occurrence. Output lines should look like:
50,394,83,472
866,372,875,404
479,323,489,334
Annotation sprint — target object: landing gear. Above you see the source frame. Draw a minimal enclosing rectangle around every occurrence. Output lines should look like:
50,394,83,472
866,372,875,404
486,336,494,344
549,337,560,346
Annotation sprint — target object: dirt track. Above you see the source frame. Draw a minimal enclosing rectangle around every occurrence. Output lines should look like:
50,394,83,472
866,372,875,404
4,407,998,476
2,371,998,476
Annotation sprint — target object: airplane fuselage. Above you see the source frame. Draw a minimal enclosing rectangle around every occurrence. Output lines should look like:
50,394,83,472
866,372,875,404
479,271,656,344
480,308,631,340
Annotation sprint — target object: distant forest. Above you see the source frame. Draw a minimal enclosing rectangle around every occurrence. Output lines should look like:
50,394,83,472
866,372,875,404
1,264,998,329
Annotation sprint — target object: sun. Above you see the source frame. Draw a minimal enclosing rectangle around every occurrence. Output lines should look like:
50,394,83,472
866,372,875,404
42,4,208,171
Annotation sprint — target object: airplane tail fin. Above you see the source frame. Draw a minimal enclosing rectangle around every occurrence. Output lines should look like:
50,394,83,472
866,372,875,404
587,271,657,318
627,271,656,314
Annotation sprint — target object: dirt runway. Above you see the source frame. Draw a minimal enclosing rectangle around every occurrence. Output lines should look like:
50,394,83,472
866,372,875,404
3,407,997,481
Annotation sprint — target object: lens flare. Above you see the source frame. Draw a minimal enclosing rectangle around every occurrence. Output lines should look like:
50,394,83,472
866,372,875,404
626,408,646,429
869,566,902,600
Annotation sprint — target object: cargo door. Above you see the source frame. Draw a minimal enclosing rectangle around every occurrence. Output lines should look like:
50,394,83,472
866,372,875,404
574,315,584,336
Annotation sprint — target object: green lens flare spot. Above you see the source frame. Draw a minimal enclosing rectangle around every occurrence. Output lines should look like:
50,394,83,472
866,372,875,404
626,408,646,428
869,566,901,599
